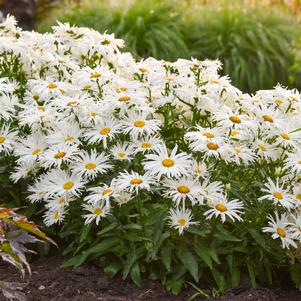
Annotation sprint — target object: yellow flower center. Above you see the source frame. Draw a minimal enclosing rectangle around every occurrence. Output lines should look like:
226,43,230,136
296,194,301,201
53,211,59,220
32,148,41,155
177,185,190,194
103,189,113,196
178,218,186,226
93,208,103,215
229,115,241,124
85,163,97,170
258,144,267,152
207,143,219,150
202,132,215,138
47,83,57,89
58,197,65,205
162,159,174,167
118,95,131,102
54,151,66,159
90,72,101,78
273,192,283,200
65,136,74,142
134,120,145,128
275,99,284,105
0,136,6,143
139,67,147,73
215,204,227,212
84,85,92,89
63,181,74,190
100,127,111,135
37,106,45,112
130,178,143,185
262,114,273,123
67,101,78,106
118,152,126,158
276,227,286,238
280,133,289,140
90,112,97,117
141,143,152,149
59,89,65,94
230,130,239,137
298,160,301,164
116,87,128,93
235,148,241,154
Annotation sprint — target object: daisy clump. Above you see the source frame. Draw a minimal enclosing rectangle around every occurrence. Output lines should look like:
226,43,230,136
0,15,301,292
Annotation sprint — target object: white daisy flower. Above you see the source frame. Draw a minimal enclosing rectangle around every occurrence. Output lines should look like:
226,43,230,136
289,213,301,242
45,195,75,210
120,110,161,139
43,207,66,226
113,191,134,206
110,142,134,161
84,118,121,148
113,171,154,194
71,150,112,180
14,134,48,164
46,121,82,146
143,144,193,179
10,161,40,183
134,136,163,154
84,184,115,206
263,213,297,249
40,144,80,168
285,151,301,174
167,207,199,235
83,201,110,225
163,177,202,206
38,169,85,198
204,197,244,223
0,125,17,154
258,178,295,209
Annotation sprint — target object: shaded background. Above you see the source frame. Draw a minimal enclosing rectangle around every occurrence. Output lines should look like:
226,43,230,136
1,0,301,93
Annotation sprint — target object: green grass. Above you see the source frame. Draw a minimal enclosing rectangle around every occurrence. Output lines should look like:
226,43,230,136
37,0,300,92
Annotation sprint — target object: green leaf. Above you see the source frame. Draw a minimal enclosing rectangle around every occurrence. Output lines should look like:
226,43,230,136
194,243,213,269
214,224,241,242
104,261,122,278
79,224,92,243
289,263,301,288
246,260,257,288
211,268,226,292
85,237,120,256
97,222,118,236
130,262,142,287
161,245,172,272
62,253,87,268
177,248,199,282
166,278,184,295
248,228,269,251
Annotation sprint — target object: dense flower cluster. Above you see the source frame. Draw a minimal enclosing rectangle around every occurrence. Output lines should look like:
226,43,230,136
0,16,301,252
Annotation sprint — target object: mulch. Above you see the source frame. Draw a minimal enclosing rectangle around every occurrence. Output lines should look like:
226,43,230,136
1,256,301,301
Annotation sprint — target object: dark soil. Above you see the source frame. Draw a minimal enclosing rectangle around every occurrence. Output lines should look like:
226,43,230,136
1,257,301,301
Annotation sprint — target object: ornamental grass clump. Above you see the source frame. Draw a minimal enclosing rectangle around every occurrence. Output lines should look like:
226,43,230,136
1,16,301,293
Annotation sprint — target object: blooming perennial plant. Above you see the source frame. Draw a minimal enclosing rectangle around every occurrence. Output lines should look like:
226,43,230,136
0,15,301,291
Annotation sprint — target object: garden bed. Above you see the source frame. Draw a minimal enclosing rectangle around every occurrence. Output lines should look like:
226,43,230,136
1,256,301,301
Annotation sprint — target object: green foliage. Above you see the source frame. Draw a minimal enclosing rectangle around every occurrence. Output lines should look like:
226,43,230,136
185,6,298,92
